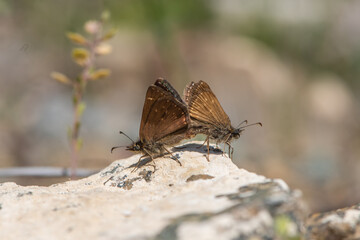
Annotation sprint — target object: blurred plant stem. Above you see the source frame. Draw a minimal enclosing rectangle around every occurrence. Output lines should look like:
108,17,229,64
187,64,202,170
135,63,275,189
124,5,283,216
69,26,98,178
51,12,115,178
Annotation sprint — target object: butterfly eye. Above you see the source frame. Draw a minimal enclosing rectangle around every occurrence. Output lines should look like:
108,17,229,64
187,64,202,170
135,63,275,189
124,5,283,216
233,132,241,139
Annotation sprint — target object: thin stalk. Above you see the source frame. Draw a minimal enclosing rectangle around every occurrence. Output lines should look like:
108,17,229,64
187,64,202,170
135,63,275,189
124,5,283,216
69,27,103,178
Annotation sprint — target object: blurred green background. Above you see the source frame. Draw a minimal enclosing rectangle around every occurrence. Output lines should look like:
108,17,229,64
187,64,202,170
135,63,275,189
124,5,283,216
1,0,360,213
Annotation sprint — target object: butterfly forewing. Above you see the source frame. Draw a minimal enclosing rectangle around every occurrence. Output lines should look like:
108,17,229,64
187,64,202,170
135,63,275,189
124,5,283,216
155,78,184,104
139,85,162,142
143,98,188,142
185,81,231,128
140,85,188,143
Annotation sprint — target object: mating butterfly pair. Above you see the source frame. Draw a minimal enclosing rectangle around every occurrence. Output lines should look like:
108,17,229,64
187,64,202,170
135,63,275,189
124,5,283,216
112,78,261,167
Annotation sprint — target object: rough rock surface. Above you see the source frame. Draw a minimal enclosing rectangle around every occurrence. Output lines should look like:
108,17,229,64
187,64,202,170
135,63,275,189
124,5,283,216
0,143,307,240
306,203,360,240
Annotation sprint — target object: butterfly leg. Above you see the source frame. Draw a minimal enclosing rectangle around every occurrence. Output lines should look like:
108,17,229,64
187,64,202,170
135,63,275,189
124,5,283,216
222,134,232,158
131,150,153,173
143,160,157,172
197,138,208,148
226,143,233,159
164,147,182,166
131,155,146,173
197,136,210,161
222,143,227,157
228,144,232,159
206,136,210,162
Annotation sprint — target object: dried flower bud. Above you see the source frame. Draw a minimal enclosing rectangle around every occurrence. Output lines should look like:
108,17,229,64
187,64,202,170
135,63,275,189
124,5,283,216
66,32,87,45
102,28,117,41
90,69,111,80
95,43,112,55
84,20,101,34
51,72,72,85
72,48,89,66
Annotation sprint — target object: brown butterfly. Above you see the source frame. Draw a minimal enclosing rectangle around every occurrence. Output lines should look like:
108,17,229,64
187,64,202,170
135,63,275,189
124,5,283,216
184,80,262,160
112,78,190,168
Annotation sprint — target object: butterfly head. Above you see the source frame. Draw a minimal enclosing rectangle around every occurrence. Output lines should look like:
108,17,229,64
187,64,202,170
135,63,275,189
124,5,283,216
230,128,244,140
126,140,143,152
111,131,144,153
229,120,262,142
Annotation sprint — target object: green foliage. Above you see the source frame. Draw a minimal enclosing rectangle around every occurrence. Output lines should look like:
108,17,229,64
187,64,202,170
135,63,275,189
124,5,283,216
236,15,360,88
274,215,301,240
105,0,213,31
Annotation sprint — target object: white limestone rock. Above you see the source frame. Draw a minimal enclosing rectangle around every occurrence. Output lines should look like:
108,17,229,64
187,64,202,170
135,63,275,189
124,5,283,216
0,143,306,240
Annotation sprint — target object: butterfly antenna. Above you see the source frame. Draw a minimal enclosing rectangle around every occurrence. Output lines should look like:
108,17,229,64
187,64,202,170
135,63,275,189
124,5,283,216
119,131,135,144
235,120,248,129
111,131,135,153
111,145,126,153
239,122,262,129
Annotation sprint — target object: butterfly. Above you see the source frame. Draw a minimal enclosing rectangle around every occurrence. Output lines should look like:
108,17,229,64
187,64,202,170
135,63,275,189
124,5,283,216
112,78,190,168
184,80,262,160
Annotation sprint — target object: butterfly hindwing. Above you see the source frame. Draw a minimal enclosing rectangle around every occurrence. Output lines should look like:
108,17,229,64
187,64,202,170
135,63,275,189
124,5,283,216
185,81,231,129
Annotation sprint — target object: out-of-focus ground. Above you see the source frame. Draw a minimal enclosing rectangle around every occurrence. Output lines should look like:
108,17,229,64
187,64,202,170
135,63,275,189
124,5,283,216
0,0,359,213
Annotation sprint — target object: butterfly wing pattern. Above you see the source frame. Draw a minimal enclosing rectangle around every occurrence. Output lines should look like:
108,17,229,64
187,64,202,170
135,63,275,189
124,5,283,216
184,80,232,134
155,78,185,104
140,83,189,146
118,78,189,168
184,80,243,160
114,78,259,167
